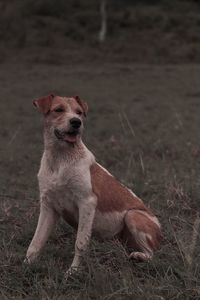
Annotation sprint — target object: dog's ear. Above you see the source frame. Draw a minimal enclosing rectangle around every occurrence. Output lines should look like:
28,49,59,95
74,95,88,117
33,94,55,115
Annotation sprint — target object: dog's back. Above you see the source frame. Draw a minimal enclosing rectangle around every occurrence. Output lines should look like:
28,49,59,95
91,162,148,213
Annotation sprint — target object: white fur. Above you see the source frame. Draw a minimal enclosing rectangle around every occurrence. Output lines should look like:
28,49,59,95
96,163,113,176
25,141,130,272
93,210,126,239
26,142,98,272
127,188,137,197
126,188,143,202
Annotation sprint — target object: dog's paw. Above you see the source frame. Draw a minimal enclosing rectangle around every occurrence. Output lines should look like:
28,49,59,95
23,254,37,265
64,266,78,280
129,251,152,261
23,257,32,265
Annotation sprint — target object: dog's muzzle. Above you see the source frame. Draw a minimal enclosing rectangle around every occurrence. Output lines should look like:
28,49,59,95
54,128,80,143
54,129,64,140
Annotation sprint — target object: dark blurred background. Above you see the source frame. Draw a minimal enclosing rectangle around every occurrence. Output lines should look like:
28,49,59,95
1,0,200,64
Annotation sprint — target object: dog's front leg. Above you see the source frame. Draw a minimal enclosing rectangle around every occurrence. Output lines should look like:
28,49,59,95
25,202,59,264
65,196,96,277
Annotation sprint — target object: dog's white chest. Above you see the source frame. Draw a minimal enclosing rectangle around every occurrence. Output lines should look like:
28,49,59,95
38,154,94,219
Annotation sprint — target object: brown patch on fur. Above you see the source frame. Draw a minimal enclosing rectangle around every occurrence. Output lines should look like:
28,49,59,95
68,98,85,115
33,94,55,114
50,96,69,111
90,163,151,213
33,94,86,119
74,96,88,116
123,210,163,251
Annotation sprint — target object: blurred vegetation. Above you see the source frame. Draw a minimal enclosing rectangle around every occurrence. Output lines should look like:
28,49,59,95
0,0,200,63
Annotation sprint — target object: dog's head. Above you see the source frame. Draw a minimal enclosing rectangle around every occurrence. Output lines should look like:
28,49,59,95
33,94,88,144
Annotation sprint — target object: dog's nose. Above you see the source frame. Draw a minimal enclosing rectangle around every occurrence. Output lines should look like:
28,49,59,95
70,117,82,129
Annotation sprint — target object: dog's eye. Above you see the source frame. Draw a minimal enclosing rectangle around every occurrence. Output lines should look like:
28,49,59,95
54,107,64,113
76,110,82,115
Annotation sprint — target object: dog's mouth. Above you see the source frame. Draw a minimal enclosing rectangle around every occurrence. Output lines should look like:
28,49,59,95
54,129,80,143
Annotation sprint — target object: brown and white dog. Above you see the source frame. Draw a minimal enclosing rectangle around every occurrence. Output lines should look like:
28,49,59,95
25,94,162,277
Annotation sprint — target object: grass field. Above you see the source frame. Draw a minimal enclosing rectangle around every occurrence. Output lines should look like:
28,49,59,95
1,0,200,64
0,60,200,299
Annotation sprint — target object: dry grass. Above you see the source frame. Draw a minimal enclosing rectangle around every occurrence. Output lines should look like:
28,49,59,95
0,61,200,299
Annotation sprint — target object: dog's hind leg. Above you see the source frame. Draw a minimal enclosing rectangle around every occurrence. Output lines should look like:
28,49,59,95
123,209,162,261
